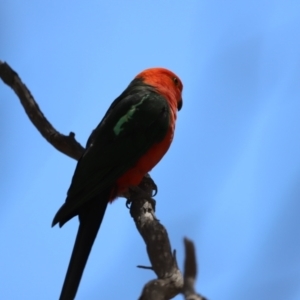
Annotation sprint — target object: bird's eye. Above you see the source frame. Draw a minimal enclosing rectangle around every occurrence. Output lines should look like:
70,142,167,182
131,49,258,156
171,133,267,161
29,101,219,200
173,77,179,85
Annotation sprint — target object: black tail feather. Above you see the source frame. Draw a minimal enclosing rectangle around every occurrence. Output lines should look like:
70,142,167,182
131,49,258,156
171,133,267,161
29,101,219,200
58,198,108,300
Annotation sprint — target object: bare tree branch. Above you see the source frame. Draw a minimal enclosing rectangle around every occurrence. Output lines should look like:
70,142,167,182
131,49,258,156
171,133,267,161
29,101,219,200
183,238,207,300
0,60,84,160
1,61,207,300
128,175,184,300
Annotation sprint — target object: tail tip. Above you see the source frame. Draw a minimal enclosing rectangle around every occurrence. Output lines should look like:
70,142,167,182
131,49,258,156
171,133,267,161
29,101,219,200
52,218,58,227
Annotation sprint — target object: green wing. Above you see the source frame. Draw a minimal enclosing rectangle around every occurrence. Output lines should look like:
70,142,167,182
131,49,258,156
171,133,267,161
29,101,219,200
53,82,171,225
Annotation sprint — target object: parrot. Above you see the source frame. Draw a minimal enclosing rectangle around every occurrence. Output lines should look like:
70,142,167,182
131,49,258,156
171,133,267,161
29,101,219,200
52,67,183,300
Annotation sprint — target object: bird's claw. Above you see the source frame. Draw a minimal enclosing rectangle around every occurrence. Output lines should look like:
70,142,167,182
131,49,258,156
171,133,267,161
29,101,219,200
150,179,158,197
126,199,132,208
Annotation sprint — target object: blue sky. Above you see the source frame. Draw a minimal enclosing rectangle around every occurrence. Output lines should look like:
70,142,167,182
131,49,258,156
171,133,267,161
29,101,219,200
1,1,300,299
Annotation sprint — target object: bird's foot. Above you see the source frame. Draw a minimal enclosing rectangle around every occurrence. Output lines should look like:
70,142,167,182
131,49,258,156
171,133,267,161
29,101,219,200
125,186,156,210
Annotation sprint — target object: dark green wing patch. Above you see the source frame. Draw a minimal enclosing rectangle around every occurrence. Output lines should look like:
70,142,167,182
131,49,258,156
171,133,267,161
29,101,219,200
53,81,171,225
113,95,148,136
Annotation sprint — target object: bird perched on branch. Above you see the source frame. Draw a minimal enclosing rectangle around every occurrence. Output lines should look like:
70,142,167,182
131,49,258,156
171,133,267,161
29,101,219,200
52,67,183,300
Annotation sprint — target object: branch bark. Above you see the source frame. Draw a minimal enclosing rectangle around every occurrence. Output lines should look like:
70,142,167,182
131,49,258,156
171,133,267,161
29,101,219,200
128,175,184,300
1,60,207,300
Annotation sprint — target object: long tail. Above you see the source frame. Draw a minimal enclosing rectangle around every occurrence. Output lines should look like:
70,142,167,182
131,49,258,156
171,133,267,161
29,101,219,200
58,198,108,300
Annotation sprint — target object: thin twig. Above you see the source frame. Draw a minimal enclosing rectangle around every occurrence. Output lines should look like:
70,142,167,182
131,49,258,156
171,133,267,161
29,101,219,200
183,238,207,300
0,60,84,160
